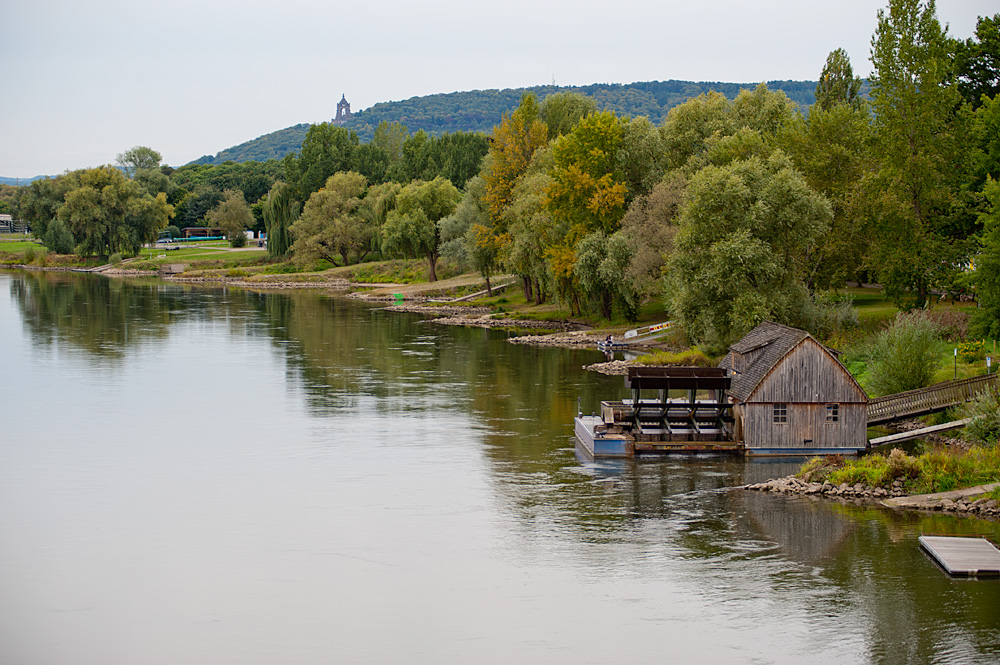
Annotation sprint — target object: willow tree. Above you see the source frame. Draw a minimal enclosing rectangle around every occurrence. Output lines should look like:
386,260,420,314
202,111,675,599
262,182,299,258
290,172,371,266
381,177,460,281
668,152,832,353
57,166,172,258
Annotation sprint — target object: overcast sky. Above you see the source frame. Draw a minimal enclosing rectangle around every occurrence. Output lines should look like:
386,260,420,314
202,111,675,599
1,0,994,178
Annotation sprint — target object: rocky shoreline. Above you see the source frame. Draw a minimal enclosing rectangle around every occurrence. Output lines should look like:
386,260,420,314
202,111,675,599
745,475,1000,517
164,275,351,289
583,359,648,375
367,300,592,335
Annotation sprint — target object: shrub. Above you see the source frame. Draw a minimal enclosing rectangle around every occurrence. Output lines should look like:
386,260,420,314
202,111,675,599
866,312,942,396
810,295,859,339
109,252,122,265
825,449,916,487
23,246,35,263
957,339,985,362
964,386,1000,446
798,455,845,482
924,309,970,341
885,447,920,479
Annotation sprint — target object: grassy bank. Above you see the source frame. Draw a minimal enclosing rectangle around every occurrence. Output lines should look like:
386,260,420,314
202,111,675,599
799,446,1000,499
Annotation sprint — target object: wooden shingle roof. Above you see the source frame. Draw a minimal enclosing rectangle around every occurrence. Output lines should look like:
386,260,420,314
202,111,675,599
719,322,809,402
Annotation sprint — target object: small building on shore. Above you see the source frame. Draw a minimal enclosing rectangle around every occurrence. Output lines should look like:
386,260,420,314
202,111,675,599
182,227,225,239
719,321,868,456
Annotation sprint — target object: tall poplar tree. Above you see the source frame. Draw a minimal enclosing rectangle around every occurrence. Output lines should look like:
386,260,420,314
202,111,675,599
868,0,967,307
815,48,864,111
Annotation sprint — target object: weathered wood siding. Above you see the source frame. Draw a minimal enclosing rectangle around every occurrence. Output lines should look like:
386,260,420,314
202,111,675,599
748,339,867,405
743,403,868,450
734,346,768,375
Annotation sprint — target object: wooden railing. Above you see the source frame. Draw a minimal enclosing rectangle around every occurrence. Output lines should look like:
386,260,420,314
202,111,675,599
867,374,998,425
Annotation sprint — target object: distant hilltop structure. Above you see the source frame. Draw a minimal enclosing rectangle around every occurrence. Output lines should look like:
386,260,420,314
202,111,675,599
332,94,352,124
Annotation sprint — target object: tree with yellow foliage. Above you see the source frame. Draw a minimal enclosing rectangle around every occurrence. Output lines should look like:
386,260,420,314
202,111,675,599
481,93,548,225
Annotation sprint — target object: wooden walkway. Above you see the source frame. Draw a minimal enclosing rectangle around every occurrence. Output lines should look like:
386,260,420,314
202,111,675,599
867,374,997,426
919,536,1000,577
869,418,972,447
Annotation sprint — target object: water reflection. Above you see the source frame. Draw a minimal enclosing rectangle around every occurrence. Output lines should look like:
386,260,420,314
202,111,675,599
11,271,176,360
3,270,1000,665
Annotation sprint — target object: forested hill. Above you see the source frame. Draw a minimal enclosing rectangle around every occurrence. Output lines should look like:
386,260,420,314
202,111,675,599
189,79,819,165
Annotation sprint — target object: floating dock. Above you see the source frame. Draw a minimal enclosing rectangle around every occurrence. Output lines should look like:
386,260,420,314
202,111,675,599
918,535,1000,577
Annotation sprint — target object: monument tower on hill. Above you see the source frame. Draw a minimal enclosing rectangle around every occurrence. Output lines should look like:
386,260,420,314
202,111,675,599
333,94,352,124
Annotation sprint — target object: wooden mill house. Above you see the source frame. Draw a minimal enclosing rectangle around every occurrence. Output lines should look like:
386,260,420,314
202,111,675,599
576,321,869,457
718,321,868,455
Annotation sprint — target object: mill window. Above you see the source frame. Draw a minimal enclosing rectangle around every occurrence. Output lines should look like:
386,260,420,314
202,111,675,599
773,403,788,424
826,404,839,423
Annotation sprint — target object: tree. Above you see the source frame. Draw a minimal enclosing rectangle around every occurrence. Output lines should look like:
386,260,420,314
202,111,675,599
439,176,486,273
502,170,555,305
290,172,371,266
206,189,253,247
262,182,299,258
371,120,409,165
956,14,1000,108
44,218,75,254
574,231,639,320
116,146,162,178
57,166,173,257
731,83,797,136
360,181,402,259
971,176,1000,339
615,116,668,201
815,48,864,111
970,92,1000,188
381,177,460,281
0,184,17,216
390,130,432,183
667,153,832,353
868,0,968,307
466,223,506,295
540,91,597,140
284,123,359,197
429,131,490,190
481,93,549,224
660,91,735,171
620,173,686,296
353,143,391,184
16,172,82,239
781,97,873,288
545,110,629,241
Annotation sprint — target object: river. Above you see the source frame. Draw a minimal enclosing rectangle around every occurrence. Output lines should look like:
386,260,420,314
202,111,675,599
1,270,997,665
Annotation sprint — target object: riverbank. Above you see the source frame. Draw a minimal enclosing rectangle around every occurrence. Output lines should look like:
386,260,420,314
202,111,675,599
744,475,1000,518
745,442,1000,519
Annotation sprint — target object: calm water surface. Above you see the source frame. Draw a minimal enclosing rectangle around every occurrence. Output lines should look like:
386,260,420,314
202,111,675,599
1,271,998,665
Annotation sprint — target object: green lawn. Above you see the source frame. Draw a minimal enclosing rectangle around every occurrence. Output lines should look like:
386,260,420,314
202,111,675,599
0,241,47,254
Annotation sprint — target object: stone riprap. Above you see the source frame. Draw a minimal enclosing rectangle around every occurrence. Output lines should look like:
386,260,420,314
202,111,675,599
745,476,1000,517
